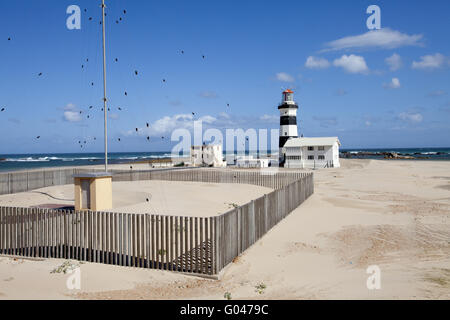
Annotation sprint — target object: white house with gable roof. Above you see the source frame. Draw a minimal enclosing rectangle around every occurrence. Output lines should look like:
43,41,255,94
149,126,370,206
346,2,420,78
283,137,341,169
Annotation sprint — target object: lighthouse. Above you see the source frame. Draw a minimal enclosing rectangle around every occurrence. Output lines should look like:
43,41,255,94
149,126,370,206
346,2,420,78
278,89,299,165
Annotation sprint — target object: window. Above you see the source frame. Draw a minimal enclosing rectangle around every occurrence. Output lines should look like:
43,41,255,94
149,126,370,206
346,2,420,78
318,155,325,160
318,146,324,151
308,155,314,160
287,156,301,160
308,146,314,151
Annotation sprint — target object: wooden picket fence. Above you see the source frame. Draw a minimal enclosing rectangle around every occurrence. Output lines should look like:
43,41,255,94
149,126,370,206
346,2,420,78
0,208,215,274
0,171,314,276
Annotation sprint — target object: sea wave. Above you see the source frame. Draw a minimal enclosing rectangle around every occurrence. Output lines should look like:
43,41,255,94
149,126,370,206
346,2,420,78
3,156,103,162
4,157,51,162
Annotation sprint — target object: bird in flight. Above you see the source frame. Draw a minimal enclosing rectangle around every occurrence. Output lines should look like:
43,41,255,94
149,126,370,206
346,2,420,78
118,138,121,142
91,82,94,86
123,10,127,14
162,79,166,83
38,73,42,76
89,106,93,109
125,91,128,96
118,107,122,111
135,70,138,76
147,136,150,141
135,128,138,132
8,37,11,41
115,58,118,62
146,123,149,127
36,136,40,139
0,108,5,112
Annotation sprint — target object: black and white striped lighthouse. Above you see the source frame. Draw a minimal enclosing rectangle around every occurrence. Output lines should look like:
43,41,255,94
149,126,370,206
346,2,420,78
278,89,299,164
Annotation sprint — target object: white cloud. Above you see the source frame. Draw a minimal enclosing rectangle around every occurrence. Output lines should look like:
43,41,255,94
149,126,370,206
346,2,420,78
63,104,82,122
398,112,423,123
305,56,330,69
333,54,369,74
385,53,402,71
141,114,193,136
127,113,218,137
383,77,401,89
199,115,217,124
412,53,446,70
322,28,423,52
64,111,82,122
218,112,230,119
275,72,295,82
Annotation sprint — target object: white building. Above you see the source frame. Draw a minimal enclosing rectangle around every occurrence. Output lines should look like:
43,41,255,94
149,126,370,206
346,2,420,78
283,137,341,169
190,144,226,167
236,156,269,168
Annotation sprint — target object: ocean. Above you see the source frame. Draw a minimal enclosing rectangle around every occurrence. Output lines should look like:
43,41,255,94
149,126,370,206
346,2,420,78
0,152,181,172
0,148,449,172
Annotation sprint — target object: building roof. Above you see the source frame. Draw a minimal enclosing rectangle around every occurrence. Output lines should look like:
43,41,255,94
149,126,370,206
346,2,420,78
283,137,340,147
283,89,294,94
73,172,113,178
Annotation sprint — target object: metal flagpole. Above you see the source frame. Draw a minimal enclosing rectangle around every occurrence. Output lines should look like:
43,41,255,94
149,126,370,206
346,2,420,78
101,0,108,172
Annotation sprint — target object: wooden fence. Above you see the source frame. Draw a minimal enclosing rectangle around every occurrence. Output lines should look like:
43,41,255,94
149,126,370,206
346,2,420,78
0,171,314,275
214,173,313,271
0,208,215,275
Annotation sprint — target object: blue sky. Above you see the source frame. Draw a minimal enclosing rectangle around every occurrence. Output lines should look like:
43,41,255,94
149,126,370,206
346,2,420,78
0,0,449,154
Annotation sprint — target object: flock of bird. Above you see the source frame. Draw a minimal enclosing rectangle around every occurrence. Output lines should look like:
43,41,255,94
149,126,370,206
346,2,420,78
2,6,232,148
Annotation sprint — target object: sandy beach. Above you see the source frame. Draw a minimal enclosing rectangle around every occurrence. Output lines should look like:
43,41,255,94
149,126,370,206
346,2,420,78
0,159,449,300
